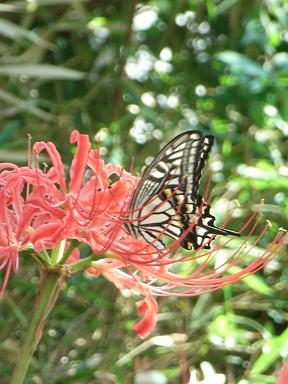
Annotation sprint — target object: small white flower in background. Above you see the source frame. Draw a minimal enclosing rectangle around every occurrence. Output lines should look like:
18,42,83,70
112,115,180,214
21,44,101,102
189,361,226,384
134,370,167,384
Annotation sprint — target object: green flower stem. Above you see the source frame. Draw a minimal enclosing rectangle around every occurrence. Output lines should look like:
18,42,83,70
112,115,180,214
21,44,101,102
51,239,66,265
10,270,65,384
69,254,96,273
60,239,80,264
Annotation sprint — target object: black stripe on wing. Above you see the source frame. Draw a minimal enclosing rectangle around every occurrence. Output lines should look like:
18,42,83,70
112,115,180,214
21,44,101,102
130,131,212,210
192,135,214,198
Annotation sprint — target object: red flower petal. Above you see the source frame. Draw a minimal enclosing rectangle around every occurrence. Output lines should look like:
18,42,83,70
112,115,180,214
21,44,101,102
132,294,158,338
278,363,288,384
69,130,91,195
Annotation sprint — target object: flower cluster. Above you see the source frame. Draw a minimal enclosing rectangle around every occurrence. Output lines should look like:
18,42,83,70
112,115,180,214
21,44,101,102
0,130,140,282
0,130,286,338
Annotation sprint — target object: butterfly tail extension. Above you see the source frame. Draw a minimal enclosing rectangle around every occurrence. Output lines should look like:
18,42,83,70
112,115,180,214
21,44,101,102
208,226,240,238
181,224,240,251
180,197,240,250
201,201,240,237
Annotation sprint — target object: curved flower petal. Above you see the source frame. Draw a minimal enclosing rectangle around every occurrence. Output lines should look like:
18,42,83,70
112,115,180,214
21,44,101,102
29,223,66,251
278,363,288,384
33,141,66,193
132,294,158,338
69,130,91,195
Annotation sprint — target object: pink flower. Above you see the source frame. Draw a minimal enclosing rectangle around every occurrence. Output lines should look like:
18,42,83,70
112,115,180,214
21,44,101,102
278,363,288,384
0,130,286,337
133,295,158,338
0,130,141,294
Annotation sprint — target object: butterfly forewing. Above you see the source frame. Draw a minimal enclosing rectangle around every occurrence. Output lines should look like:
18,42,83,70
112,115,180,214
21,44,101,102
130,131,212,209
125,130,239,251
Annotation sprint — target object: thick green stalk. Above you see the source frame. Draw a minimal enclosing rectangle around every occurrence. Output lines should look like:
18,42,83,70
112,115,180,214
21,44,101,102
10,270,64,384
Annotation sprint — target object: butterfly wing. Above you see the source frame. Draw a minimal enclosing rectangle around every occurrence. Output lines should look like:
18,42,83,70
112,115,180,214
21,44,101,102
130,131,212,208
125,130,239,250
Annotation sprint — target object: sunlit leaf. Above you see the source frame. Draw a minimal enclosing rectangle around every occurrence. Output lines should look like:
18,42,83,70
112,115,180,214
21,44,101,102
250,328,288,374
215,51,269,78
272,52,288,71
0,65,86,79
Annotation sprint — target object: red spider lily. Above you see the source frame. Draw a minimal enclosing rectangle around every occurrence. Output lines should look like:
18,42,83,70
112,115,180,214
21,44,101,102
0,131,139,290
0,130,287,338
278,363,288,384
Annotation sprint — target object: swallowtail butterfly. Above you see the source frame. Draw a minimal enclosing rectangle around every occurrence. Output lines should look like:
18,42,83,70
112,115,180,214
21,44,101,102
125,131,240,250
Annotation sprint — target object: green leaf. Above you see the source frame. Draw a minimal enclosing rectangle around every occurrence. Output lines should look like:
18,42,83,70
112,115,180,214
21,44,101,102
250,327,288,374
215,51,268,78
247,374,277,384
0,88,55,121
272,52,288,71
0,65,86,80
229,266,273,296
0,18,53,48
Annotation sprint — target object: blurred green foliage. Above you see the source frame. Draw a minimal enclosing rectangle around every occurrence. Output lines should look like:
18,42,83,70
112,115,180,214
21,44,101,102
0,0,288,383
